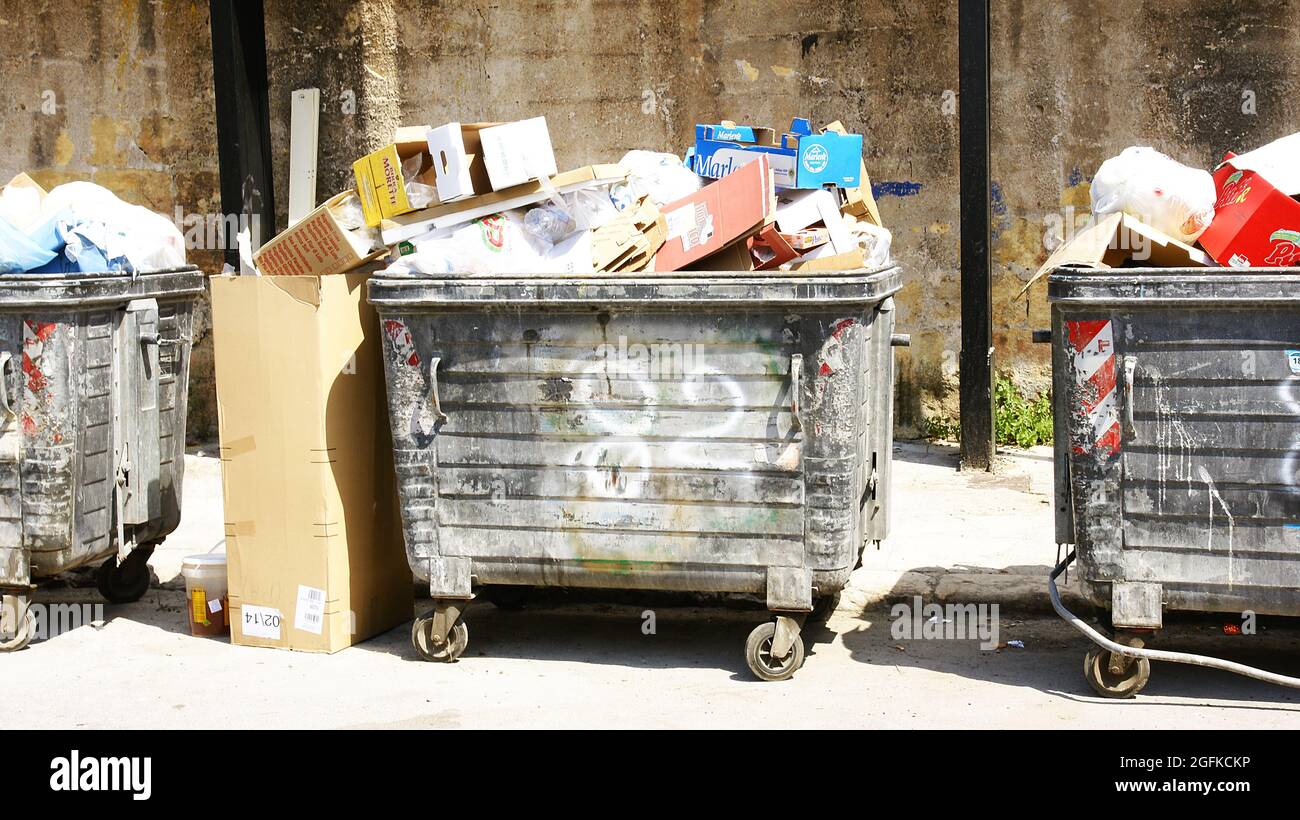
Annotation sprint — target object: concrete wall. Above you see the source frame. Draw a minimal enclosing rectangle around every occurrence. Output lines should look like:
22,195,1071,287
3,1,1297,441
0,0,222,439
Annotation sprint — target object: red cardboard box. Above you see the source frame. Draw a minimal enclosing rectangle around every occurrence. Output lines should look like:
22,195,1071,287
651,155,773,271
1199,153,1300,268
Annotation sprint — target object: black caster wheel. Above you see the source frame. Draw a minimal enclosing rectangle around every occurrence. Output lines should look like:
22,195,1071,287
95,548,154,604
0,595,34,651
411,616,468,663
744,621,805,682
1084,646,1151,698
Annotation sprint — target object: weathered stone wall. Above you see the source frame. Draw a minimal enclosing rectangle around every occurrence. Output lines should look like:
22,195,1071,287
4,1,1297,440
0,0,222,439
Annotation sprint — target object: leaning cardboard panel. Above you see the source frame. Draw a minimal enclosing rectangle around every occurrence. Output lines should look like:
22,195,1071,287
211,270,413,652
1020,212,1212,296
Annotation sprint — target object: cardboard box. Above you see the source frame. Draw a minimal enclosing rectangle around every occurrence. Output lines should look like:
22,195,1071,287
783,227,831,251
790,248,866,272
651,155,773,271
379,164,628,245
427,118,557,200
353,126,437,226
1021,212,1212,295
688,118,862,189
1198,150,1300,267
211,270,414,653
591,196,666,273
253,192,384,277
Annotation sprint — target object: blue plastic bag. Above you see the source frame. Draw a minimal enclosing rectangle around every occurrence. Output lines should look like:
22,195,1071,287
0,215,57,274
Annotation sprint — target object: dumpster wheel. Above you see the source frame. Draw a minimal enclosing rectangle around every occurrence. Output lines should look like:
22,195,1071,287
745,619,805,682
95,545,155,604
0,595,35,652
412,617,468,663
1083,646,1151,698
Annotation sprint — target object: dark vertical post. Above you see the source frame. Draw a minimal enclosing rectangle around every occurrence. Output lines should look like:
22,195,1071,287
210,0,275,266
958,0,994,470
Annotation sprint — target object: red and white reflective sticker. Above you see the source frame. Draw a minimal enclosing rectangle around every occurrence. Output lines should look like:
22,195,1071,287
1065,319,1120,456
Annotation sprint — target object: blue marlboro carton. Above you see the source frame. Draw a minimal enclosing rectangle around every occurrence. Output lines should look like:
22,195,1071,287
687,118,862,189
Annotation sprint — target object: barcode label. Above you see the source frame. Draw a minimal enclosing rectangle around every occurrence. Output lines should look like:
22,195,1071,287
294,585,326,635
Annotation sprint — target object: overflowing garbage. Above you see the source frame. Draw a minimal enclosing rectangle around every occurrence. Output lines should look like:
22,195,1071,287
0,174,186,275
1030,132,1300,288
253,115,890,278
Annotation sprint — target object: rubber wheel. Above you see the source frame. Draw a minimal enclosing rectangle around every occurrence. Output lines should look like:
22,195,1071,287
95,550,153,604
411,617,468,663
1084,646,1151,698
0,596,34,652
744,621,805,682
809,592,841,623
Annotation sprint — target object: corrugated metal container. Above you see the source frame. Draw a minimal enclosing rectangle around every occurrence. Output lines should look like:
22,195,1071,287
1049,266,1300,695
0,267,204,650
369,266,903,680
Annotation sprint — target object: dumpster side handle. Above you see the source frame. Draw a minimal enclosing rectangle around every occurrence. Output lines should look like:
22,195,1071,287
429,356,449,423
1121,355,1137,441
1050,552,1300,690
0,352,12,418
789,354,802,430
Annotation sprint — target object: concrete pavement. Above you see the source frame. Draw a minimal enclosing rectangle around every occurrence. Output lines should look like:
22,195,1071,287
10,440,1300,729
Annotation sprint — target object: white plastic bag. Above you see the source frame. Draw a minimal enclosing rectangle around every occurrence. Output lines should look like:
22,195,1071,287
618,150,701,208
1090,147,1215,243
38,182,186,271
386,209,592,276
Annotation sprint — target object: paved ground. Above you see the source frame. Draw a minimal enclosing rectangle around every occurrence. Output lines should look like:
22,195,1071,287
10,441,1300,729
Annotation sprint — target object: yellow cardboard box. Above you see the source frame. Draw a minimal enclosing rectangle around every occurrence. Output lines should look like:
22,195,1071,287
352,127,436,227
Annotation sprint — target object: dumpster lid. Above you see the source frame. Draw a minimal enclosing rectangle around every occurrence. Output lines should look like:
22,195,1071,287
1047,266,1300,306
367,265,903,308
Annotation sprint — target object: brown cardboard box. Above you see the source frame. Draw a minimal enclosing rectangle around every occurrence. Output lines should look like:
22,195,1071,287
211,270,413,652
253,192,384,277
1021,212,1212,295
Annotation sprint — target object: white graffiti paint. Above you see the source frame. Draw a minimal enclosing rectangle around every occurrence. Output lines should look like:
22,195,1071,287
1197,465,1235,588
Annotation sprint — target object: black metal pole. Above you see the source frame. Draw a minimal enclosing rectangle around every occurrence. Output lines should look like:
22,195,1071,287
958,0,994,470
209,0,275,266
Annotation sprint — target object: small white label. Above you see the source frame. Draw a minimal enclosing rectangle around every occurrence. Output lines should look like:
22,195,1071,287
242,604,282,640
207,598,223,614
294,585,326,635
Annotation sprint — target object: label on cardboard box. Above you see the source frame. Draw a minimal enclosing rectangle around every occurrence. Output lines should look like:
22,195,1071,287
294,585,326,635
242,604,283,640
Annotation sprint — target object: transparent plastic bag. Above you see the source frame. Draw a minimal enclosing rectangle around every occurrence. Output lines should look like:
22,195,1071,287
401,154,437,210
618,150,701,207
1090,147,1215,243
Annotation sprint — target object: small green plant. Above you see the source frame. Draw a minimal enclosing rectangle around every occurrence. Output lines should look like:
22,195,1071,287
995,375,1053,448
924,414,960,442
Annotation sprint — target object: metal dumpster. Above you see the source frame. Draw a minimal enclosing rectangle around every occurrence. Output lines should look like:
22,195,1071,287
369,266,904,680
1047,265,1300,696
0,267,204,650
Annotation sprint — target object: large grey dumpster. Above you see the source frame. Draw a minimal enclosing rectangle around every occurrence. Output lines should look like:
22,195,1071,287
0,267,204,650
369,266,904,680
1047,265,1300,696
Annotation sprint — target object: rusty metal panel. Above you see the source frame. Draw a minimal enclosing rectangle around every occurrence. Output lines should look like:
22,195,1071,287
370,267,902,605
1049,267,1300,618
0,269,202,585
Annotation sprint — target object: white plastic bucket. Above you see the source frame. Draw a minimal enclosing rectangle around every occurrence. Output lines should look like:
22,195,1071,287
181,553,228,637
